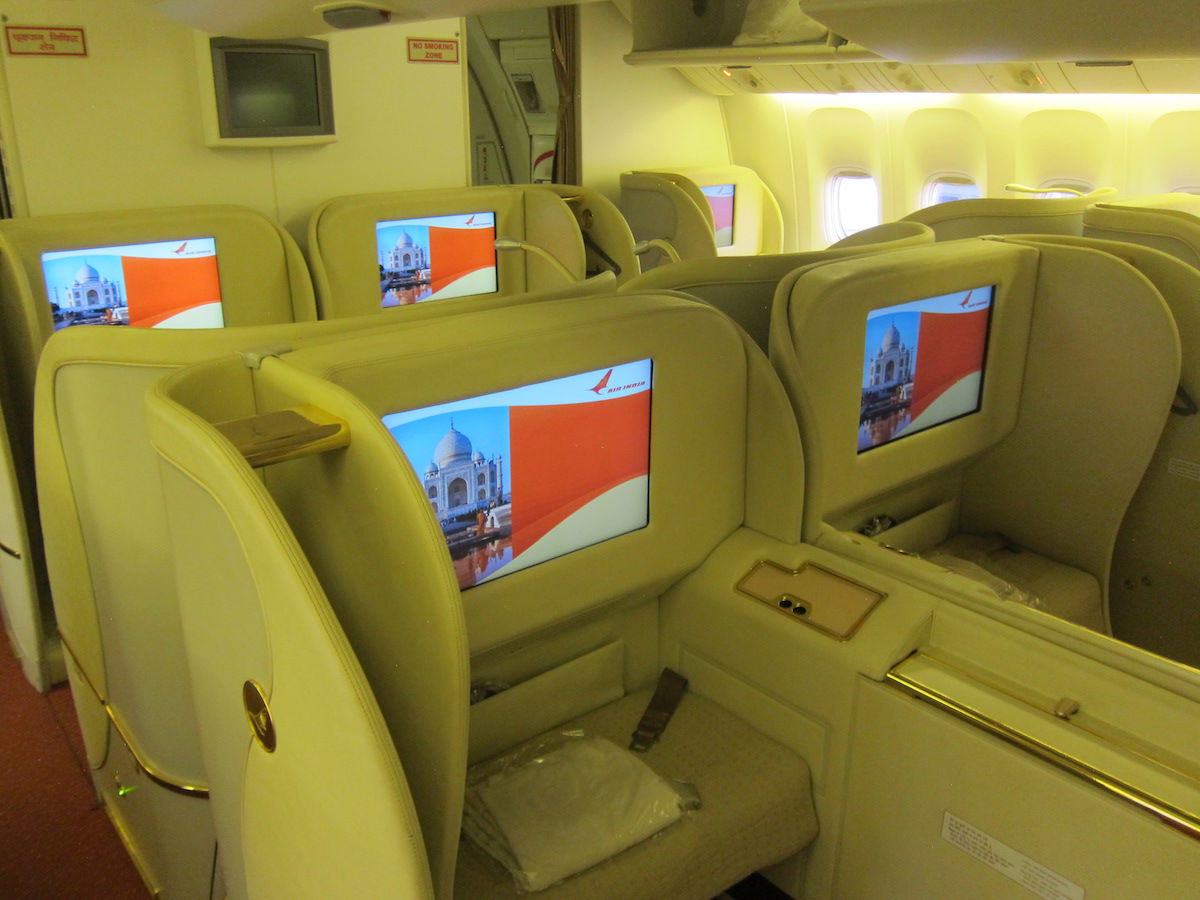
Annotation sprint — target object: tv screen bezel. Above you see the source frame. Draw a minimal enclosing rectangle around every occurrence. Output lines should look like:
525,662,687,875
209,37,334,140
857,284,995,454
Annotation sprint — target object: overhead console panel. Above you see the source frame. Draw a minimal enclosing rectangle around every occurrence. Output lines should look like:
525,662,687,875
625,0,1200,94
797,0,1200,64
146,0,598,39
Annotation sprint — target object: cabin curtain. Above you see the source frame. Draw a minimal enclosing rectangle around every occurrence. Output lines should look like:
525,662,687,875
549,6,579,185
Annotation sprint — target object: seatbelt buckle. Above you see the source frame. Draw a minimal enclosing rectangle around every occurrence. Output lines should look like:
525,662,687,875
630,667,688,753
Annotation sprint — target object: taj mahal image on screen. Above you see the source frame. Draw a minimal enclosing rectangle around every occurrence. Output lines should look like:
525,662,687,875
864,321,913,392
48,260,127,327
421,422,510,530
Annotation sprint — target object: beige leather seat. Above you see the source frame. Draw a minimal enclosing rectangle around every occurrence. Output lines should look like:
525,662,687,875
998,233,1200,666
23,204,320,896
1083,193,1200,268
899,187,1118,240
769,238,1179,634
147,290,818,898
619,165,784,270
0,205,315,693
308,185,613,318
537,183,641,284
620,220,933,348
35,273,624,898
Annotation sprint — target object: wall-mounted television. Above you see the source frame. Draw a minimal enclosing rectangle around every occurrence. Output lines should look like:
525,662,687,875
41,238,225,330
383,358,653,589
858,285,994,452
376,212,498,307
700,183,736,248
209,37,333,140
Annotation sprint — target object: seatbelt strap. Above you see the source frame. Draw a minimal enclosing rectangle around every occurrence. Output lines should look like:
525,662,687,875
630,668,688,752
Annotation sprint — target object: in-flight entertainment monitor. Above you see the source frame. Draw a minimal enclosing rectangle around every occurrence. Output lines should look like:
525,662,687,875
209,37,334,139
858,285,994,453
376,212,498,308
700,183,736,248
41,238,225,331
383,358,653,590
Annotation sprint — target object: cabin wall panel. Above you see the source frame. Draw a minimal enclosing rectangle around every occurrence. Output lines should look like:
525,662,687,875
0,0,276,218
270,20,468,245
1015,108,1112,192
722,95,802,251
0,0,468,248
579,3,730,206
719,94,1200,249
900,108,987,211
789,106,881,246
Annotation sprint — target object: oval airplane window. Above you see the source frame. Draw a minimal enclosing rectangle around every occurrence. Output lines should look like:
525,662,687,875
921,174,982,208
825,170,881,243
1173,185,1200,194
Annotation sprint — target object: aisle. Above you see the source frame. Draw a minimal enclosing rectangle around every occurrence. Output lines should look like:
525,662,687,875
0,637,149,898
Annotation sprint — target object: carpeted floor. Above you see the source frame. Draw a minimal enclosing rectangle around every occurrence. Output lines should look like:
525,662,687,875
0,637,149,899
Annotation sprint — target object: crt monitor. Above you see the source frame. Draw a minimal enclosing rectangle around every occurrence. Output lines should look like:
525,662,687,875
376,212,498,308
383,358,653,590
41,238,225,330
209,37,334,139
858,285,994,452
700,183,736,248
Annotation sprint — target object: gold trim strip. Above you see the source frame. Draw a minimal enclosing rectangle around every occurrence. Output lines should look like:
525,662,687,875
59,635,210,799
886,669,1200,842
921,648,1200,783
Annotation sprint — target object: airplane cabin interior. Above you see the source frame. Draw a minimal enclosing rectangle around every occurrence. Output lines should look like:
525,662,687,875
3,1,1200,898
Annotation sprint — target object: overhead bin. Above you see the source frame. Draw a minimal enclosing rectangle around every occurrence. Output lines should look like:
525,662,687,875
797,0,1200,64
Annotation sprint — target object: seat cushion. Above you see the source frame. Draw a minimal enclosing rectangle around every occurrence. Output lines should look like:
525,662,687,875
454,689,816,899
935,533,1105,631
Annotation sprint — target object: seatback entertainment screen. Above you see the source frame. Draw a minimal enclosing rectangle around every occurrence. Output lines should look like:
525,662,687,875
376,212,497,307
700,183,736,248
42,238,224,330
858,285,994,452
383,359,652,590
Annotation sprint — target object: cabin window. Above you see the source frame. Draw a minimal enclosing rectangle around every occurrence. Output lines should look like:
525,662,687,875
921,174,982,208
1036,178,1093,198
825,170,881,243
1173,186,1200,194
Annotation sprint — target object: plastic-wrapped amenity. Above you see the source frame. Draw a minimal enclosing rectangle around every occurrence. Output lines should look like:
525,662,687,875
462,735,685,892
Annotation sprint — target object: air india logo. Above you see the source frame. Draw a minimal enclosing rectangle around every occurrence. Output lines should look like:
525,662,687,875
588,368,646,396
959,289,989,310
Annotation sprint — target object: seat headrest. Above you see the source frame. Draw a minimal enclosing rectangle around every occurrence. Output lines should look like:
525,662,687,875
307,185,588,319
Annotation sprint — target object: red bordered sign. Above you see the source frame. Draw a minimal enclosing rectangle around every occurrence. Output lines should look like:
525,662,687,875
407,38,459,64
6,26,87,57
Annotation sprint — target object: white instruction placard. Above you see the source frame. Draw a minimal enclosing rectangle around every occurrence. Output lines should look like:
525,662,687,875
942,812,1084,900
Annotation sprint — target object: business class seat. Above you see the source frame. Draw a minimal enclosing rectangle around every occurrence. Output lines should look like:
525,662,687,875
146,292,817,899
0,206,316,696
996,233,1200,666
898,187,1118,241
35,269,624,898
537,182,641,284
0,204,315,693
1082,192,1200,268
619,164,784,270
308,184,616,319
618,220,933,349
768,239,1179,634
